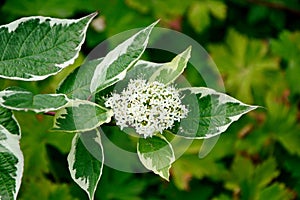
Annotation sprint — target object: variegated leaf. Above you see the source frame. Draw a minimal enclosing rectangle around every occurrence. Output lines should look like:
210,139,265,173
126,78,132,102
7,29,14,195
137,135,175,181
0,106,23,200
90,21,158,93
148,46,191,84
68,129,104,200
0,12,96,81
174,87,258,139
125,47,191,85
57,58,103,100
52,100,113,132
0,87,69,113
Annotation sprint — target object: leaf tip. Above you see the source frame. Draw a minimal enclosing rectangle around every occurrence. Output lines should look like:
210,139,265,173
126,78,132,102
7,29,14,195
88,12,98,19
163,176,170,182
150,19,160,28
184,45,192,58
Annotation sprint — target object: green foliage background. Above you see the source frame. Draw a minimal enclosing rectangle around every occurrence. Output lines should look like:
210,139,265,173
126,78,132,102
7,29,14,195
1,0,300,199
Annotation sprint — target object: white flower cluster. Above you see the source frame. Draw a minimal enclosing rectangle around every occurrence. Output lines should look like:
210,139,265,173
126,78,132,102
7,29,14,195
105,79,188,138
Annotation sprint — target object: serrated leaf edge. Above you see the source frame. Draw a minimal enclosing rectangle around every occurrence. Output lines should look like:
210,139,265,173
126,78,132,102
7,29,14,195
0,125,23,200
0,12,97,81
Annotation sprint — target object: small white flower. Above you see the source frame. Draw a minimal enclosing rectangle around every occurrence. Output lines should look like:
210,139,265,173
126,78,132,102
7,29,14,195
105,79,188,138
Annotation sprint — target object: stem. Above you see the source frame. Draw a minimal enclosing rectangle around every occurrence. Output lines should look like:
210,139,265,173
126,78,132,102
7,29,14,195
44,111,56,116
247,0,300,16
87,94,93,101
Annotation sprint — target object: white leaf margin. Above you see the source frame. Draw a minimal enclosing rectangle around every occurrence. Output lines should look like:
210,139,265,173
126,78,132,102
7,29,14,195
134,60,163,70
149,46,192,84
180,87,258,139
0,12,97,81
0,125,23,200
52,99,113,133
137,135,175,181
0,88,70,113
67,130,104,200
90,20,159,93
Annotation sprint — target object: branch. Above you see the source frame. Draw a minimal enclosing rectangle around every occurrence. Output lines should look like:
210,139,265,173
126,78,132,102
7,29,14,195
44,111,56,116
247,0,300,16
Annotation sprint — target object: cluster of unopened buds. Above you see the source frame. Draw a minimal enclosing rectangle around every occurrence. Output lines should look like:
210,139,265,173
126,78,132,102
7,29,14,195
105,79,188,138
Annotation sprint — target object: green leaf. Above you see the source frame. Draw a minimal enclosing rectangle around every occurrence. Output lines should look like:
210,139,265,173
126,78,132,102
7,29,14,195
148,46,191,84
0,87,69,113
188,2,210,33
172,154,225,190
187,1,226,33
265,93,300,156
0,107,23,200
258,183,293,200
95,168,147,200
0,12,96,81
68,130,104,200
207,1,227,20
125,0,192,24
176,87,257,139
137,135,175,181
208,29,279,103
52,100,113,132
224,156,280,199
57,58,103,100
212,194,232,200
253,158,279,189
90,20,158,93
2,0,82,18
124,46,191,85
0,106,20,136
125,60,162,80
271,31,300,95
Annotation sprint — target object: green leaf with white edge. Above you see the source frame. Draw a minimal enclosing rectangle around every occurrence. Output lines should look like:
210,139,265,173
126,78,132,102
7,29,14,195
57,58,103,100
0,106,20,136
0,107,23,200
0,87,69,113
124,47,190,84
52,100,113,132
0,12,96,81
137,135,175,181
175,87,257,139
90,20,159,94
68,129,103,200
148,46,191,85
127,60,162,80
